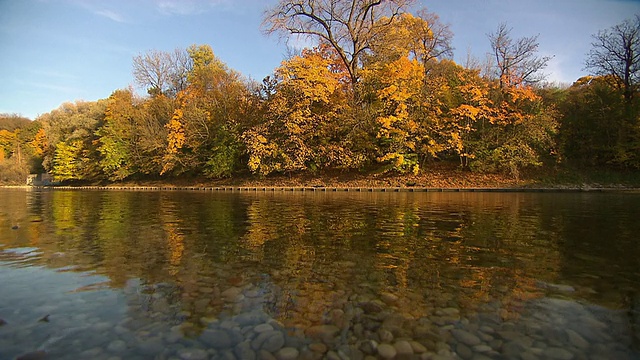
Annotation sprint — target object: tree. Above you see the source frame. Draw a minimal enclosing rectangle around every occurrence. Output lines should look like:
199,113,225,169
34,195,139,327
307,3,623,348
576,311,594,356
161,45,249,178
133,48,192,97
371,56,425,173
263,0,414,86
95,90,140,180
368,9,453,70
559,76,639,168
585,15,640,104
38,100,106,180
488,23,551,88
243,45,357,175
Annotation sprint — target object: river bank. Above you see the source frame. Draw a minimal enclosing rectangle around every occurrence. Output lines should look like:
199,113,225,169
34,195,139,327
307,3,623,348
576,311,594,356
3,165,640,190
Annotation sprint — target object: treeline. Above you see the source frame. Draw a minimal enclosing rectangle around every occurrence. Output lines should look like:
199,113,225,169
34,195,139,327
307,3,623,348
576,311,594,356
1,1,638,184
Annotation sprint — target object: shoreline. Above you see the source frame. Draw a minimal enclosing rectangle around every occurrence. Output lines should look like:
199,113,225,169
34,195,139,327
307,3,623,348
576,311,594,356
3,185,640,193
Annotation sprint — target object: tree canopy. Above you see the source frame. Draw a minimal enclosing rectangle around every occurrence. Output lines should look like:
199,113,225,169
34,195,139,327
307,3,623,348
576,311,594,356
2,5,638,185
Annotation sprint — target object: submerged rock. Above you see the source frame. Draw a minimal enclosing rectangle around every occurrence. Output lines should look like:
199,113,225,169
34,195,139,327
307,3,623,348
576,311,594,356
16,350,47,360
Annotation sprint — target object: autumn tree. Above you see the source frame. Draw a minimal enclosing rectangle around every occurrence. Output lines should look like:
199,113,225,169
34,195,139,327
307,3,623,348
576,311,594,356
162,45,250,178
585,15,640,104
133,48,192,97
368,9,453,70
263,0,414,87
488,23,551,88
95,89,142,180
39,100,107,181
244,45,357,175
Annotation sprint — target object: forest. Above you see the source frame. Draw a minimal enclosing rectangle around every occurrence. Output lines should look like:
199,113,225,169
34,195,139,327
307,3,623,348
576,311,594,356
1,0,639,185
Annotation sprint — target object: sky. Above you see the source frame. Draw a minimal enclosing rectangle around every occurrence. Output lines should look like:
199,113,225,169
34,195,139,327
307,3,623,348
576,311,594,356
1,0,639,120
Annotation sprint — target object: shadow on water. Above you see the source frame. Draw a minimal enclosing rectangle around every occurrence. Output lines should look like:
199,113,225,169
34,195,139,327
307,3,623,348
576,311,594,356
0,188,639,359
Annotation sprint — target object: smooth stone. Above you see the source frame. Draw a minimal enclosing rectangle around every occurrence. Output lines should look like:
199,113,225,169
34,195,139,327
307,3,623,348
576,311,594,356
235,341,256,360
258,349,278,360
222,287,243,301
377,344,397,359
394,340,414,356
380,292,399,305
201,329,232,349
275,347,299,360
378,329,394,343
306,325,340,343
137,337,164,355
361,301,384,314
473,344,492,353
107,339,127,353
309,342,328,353
440,308,460,316
177,348,208,360
565,329,589,349
543,347,574,360
15,351,47,360
254,324,274,333
502,341,525,358
521,352,540,360
251,330,285,352
409,341,427,354
234,311,269,326
456,343,473,360
451,329,481,346
359,340,378,354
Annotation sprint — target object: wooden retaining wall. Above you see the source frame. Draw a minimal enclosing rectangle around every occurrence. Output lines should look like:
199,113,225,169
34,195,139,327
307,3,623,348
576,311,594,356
15,185,639,193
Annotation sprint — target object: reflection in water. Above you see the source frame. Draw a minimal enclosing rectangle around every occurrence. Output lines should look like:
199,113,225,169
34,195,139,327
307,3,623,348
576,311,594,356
0,188,639,359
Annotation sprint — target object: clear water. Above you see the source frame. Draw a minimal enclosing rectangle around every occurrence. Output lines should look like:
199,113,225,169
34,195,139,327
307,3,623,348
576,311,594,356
0,189,639,360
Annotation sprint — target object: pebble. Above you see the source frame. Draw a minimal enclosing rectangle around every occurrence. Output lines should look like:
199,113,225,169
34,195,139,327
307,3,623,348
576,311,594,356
377,344,397,359
380,292,399,305
451,329,481,346
201,329,233,349
410,340,427,353
137,337,164,355
543,347,575,360
177,348,208,360
235,341,256,360
15,351,47,360
251,330,285,352
394,340,414,356
276,347,299,360
456,343,473,359
222,287,243,302
566,329,589,349
254,323,274,333
107,339,127,353
306,325,340,343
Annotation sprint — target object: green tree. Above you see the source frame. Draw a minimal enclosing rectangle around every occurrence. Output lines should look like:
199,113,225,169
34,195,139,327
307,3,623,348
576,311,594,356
39,100,106,181
161,45,249,178
95,90,141,180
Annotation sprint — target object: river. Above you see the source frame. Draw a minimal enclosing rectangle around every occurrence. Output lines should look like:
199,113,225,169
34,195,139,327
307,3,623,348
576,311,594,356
0,188,639,359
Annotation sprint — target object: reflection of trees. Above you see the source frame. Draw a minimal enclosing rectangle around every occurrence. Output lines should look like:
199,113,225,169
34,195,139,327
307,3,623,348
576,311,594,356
2,189,639,337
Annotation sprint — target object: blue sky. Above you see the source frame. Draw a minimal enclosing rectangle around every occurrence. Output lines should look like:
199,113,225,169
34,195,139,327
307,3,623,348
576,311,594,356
1,0,638,119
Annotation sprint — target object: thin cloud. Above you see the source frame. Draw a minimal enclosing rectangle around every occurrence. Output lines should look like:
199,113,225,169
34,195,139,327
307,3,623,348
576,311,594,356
69,1,128,23
94,9,127,23
155,0,229,16
16,80,80,94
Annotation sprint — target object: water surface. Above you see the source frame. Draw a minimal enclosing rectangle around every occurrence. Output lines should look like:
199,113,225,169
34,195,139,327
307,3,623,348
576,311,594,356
0,189,639,359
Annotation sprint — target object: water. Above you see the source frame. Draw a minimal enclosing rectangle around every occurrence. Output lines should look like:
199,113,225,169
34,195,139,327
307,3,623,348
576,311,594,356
0,188,639,360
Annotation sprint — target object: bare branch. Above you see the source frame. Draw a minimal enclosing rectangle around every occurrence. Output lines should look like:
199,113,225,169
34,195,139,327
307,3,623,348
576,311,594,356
263,0,415,85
